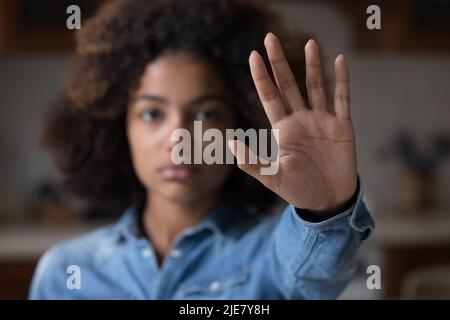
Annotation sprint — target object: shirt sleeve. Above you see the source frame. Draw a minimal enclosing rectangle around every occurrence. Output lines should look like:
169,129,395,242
269,181,375,299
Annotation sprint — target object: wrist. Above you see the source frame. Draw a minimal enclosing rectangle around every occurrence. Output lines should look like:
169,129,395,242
295,178,360,222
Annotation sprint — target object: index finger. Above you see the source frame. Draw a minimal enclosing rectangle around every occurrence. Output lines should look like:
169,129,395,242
249,50,288,125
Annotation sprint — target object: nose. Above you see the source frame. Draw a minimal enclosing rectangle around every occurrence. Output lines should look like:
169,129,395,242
164,113,193,153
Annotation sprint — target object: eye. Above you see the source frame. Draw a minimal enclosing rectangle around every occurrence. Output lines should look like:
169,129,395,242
195,110,222,122
140,109,162,123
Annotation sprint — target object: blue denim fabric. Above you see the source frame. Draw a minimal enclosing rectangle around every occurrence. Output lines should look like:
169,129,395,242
29,186,374,300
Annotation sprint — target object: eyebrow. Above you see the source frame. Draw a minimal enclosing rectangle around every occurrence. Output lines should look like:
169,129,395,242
133,94,231,109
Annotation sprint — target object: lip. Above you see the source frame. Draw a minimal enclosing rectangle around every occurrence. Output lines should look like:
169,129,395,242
157,164,199,180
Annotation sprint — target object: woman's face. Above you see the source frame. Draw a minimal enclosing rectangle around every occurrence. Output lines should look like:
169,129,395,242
127,51,236,204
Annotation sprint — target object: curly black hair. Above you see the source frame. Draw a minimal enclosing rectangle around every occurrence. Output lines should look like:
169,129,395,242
42,0,309,216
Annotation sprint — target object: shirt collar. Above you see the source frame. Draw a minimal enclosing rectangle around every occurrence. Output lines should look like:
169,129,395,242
117,200,257,242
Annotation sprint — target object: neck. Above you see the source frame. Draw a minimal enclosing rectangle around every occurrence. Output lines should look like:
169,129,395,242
142,190,222,264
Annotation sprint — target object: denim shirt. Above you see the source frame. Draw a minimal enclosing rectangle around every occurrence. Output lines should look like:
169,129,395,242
29,186,374,300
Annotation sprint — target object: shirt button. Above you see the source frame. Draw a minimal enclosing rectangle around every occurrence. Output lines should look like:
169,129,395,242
170,249,183,258
209,281,221,292
141,248,152,258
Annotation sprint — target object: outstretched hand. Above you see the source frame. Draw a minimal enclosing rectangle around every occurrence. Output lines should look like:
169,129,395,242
229,33,357,213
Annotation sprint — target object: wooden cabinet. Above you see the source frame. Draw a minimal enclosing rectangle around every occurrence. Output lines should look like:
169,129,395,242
0,260,37,299
0,0,103,53
373,210,450,298
344,0,450,52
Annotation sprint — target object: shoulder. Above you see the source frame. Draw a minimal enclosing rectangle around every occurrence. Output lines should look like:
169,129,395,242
46,222,121,265
28,220,123,299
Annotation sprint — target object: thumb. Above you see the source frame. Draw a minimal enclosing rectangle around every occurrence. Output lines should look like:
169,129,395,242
228,139,280,184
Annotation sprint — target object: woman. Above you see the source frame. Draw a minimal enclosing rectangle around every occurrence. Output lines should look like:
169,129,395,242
30,0,374,299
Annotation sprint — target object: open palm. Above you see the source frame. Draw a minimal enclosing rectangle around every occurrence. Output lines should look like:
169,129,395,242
230,33,357,212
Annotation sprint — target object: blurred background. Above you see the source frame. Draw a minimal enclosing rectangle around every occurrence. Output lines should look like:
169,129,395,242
0,0,449,299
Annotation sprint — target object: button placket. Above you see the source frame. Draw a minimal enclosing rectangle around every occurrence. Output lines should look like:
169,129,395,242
141,248,152,258
170,248,183,258
209,280,221,292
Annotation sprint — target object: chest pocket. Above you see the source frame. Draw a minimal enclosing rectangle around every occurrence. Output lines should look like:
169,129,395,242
180,265,251,299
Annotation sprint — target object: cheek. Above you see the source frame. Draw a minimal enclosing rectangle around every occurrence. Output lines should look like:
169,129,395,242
127,123,160,186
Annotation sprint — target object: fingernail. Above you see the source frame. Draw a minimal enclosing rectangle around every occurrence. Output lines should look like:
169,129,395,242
265,32,279,45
